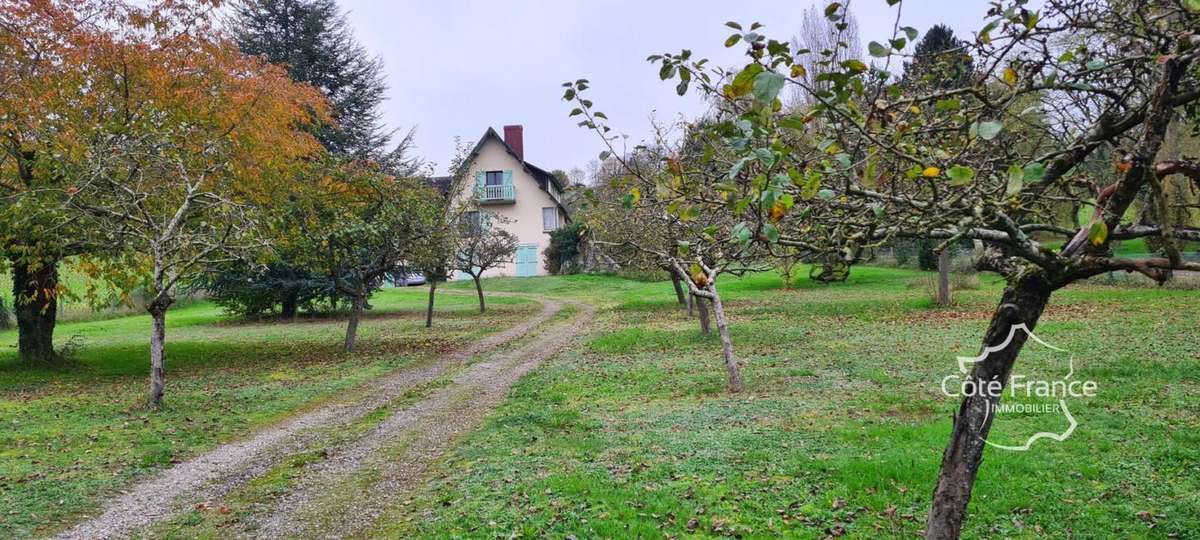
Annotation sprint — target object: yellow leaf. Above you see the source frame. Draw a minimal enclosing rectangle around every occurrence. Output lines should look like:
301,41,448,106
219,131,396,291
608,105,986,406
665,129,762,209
922,166,941,178
790,64,807,79
1003,67,1018,86
768,201,787,222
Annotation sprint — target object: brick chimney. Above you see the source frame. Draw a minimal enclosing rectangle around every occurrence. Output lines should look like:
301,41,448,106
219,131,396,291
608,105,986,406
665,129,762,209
503,124,524,161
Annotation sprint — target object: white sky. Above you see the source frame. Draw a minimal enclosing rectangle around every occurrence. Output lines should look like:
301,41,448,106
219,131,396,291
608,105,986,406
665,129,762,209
340,1,995,175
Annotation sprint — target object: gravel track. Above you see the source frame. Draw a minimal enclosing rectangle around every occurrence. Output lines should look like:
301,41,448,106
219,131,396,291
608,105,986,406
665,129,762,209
53,294,568,540
248,300,595,539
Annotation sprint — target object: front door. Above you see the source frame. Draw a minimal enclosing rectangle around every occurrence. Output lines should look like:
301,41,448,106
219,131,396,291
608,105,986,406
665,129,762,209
516,244,538,277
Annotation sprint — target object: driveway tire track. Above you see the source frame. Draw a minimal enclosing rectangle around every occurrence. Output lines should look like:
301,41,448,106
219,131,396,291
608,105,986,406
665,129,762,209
248,300,595,539
54,295,563,540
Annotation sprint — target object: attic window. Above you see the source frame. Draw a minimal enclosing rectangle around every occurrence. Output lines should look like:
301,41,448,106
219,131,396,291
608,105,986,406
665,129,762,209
485,171,504,185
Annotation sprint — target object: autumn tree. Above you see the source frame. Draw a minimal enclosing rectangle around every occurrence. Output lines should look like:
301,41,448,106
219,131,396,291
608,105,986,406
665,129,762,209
902,23,977,305
416,141,474,328
562,92,772,391
575,152,691,305
0,1,145,362
64,8,326,407
596,0,1200,535
213,0,423,318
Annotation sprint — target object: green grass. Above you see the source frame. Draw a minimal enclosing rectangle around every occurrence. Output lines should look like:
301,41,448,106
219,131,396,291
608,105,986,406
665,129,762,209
0,286,536,538
0,262,140,324
6,268,1199,538
381,268,1200,538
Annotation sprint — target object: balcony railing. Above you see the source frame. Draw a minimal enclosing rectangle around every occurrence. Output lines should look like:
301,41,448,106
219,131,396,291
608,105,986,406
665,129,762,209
477,183,515,203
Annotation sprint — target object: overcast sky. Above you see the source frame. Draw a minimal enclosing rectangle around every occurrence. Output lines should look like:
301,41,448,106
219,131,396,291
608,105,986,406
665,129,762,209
340,1,995,175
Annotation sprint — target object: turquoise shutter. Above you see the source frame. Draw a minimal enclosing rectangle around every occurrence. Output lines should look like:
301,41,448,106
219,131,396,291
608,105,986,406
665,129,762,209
502,170,512,185
474,171,485,196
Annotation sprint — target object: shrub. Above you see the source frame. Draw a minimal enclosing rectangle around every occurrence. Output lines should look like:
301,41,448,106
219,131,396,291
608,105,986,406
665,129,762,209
916,238,939,270
189,263,331,318
543,222,585,274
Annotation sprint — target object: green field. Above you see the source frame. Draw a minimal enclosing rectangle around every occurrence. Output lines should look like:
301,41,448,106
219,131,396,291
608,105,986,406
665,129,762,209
385,269,1200,538
3,268,1198,538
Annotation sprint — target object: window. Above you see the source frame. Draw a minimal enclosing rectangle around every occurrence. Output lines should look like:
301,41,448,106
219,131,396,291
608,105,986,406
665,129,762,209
485,171,504,186
542,207,558,232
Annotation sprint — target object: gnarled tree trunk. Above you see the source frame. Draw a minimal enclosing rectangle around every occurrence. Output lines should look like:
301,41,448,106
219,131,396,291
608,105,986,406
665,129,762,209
12,258,59,363
925,272,1052,539
344,293,364,352
147,299,171,408
425,280,437,328
695,294,711,335
706,285,741,392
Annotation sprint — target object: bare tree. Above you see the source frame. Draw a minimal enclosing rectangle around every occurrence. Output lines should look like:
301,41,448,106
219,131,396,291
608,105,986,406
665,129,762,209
563,99,770,392
455,213,519,313
72,139,279,407
789,3,862,108
59,19,325,407
288,164,442,352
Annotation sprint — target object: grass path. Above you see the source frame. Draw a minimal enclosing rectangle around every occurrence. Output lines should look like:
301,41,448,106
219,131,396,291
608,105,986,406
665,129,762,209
52,293,582,539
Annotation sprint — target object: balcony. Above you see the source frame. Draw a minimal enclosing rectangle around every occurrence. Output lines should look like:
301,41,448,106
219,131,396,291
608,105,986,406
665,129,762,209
477,183,515,204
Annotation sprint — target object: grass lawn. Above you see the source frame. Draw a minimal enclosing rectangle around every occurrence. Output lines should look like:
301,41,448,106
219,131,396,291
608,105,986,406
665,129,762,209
3,268,1197,538
377,268,1200,538
0,287,536,538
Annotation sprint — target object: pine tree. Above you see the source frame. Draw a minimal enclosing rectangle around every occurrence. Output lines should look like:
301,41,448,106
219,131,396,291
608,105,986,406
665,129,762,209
903,24,974,91
210,0,423,319
230,0,419,174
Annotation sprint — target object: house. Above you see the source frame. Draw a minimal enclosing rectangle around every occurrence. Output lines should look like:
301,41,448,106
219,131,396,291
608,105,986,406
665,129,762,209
439,125,570,277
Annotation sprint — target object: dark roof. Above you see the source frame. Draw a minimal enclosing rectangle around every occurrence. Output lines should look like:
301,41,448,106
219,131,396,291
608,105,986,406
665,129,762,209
458,127,566,194
525,162,566,194
452,127,570,219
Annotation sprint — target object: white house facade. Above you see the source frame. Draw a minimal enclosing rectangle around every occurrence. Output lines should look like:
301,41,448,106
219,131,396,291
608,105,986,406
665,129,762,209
445,125,569,278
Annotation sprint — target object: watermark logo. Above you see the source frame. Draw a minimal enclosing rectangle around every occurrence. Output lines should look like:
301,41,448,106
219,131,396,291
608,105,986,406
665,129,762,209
940,323,1097,451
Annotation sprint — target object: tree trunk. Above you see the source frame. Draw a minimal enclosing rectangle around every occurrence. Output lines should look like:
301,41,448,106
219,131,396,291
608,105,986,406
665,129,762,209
925,273,1053,539
281,290,299,321
670,272,686,305
706,286,742,392
344,294,364,352
686,291,694,317
695,294,711,335
12,259,59,363
937,249,951,307
147,301,169,408
425,280,437,328
473,276,486,313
